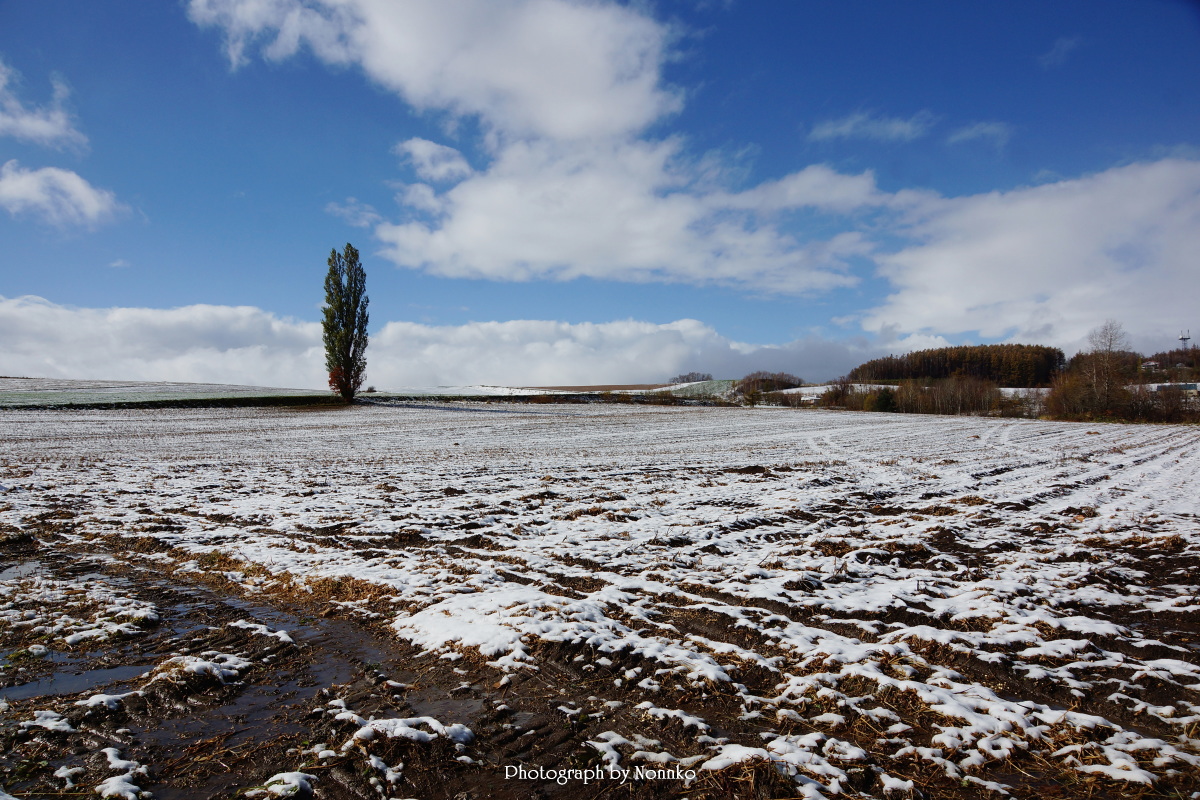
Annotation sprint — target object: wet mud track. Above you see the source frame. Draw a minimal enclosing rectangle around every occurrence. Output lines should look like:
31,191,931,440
0,541,780,800
0,543,483,798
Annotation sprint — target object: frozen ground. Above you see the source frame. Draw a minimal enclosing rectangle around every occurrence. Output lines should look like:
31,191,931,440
0,404,1198,799
0,378,328,408
0,377,681,408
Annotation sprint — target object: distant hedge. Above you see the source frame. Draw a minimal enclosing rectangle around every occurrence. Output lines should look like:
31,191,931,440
668,372,713,384
734,371,803,397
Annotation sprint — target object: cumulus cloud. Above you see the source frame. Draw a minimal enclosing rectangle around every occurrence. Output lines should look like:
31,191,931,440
189,0,886,292
187,1,1196,354
0,295,887,388
377,139,886,292
947,121,1013,149
394,138,473,182
863,158,1200,348
808,110,936,143
0,296,326,388
0,58,122,229
0,57,87,150
187,0,679,141
0,160,125,227
370,318,899,386
716,164,897,214
371,318,731,386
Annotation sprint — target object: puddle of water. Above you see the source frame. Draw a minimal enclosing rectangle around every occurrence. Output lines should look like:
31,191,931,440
0,664,149,701
0,561,44,581
163,603,211,637
45,650,80,664
0,561,133,587
222,598,406,681
509,710,539,729
223,598,309,634
407,691,485,721
77,571,131,586
135,680,311,745
136,678,313,800
146,735,310,800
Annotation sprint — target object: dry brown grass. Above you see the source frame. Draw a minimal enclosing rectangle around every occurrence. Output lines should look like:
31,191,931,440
296,574,395,604
559,505,607,521
922,505,960,516
1120,532,1187,552
811,539,854,557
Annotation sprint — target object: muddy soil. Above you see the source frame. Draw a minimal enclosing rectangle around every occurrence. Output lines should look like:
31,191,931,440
4,530,1199,800
0,538,801,800
3,407,1200,800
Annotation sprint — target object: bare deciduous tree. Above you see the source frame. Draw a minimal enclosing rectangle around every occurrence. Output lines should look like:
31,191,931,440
1084,319,1130,413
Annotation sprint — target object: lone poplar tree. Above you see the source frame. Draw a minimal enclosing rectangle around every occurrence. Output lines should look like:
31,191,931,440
322,243,369,401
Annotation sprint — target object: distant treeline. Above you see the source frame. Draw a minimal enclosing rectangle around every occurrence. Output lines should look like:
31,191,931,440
1139,347,1199,378
847,344,1065,387
1046,345,1199,423
822,327,1197,423
659,330,1197,422
819,377,1034,417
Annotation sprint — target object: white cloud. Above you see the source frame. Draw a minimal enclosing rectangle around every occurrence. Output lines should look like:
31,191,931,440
372,318,730,386
809,110,936,143
717,164,893,214
0,60,119,229
0,296,326,388
187,0,1196,354
947,121,1013,149
863,159,1200,349
370,318,906,386
394,138,473,182
0,160,124,227
376,140,880,292
187,0,680,141
186,1,901,293
325,197,382,228
1038,35,1082,68
0,57,87,150
0,295,889,388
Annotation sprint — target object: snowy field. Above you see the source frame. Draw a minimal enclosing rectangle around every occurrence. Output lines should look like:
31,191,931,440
0,377,328,407
0,377,686,408
1,404,1198,799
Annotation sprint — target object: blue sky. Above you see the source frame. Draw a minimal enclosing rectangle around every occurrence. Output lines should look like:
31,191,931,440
2,1,1198,387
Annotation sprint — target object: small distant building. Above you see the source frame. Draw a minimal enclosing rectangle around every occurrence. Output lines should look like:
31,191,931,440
1150,382,1199,399
1142,360,1159,370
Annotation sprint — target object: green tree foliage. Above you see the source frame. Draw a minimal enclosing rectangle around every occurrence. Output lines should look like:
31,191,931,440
847,344,1064,387
322,243,369,402
862,386,897,413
